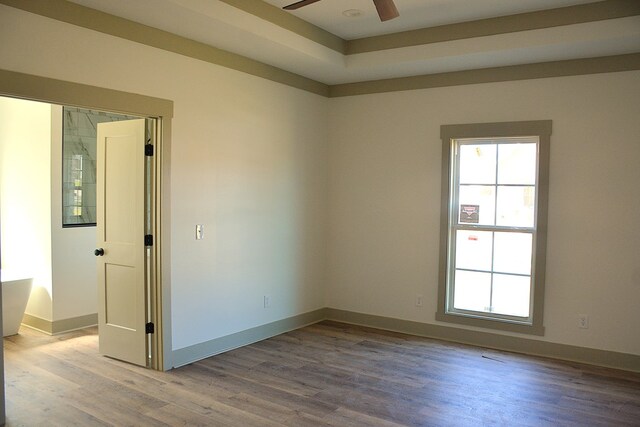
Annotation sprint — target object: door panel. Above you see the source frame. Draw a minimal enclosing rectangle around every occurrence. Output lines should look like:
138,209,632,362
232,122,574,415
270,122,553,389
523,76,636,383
105,265,137,329
104,136,137,243
96,119,147,367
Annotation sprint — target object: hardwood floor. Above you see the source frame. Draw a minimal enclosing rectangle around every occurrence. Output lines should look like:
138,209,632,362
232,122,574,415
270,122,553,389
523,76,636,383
4,321,640,426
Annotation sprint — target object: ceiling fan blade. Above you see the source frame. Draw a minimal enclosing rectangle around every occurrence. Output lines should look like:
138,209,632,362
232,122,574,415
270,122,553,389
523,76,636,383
283,0,322,11
372,0,399,21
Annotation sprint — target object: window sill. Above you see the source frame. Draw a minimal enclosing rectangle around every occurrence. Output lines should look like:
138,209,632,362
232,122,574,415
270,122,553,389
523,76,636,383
436,311,545,336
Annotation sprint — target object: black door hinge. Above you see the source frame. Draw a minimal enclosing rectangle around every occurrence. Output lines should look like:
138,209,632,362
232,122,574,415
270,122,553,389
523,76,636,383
145,144,154,156
145,322,155,334
144,234,153,246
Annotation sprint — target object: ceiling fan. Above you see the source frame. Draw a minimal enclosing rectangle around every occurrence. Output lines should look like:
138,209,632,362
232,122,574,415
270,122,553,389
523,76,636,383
283,0,400,22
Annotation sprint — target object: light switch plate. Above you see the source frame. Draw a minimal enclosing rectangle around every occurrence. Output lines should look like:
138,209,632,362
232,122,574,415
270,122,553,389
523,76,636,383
196,224,204,240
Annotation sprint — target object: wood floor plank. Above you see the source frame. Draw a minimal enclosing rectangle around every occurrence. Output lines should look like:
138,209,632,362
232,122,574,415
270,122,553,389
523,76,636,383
223,391,300,423
322,407,408,427
198,356,325,397
65,386,170,427
143,403,229,427
4,320,640,426
186,362,339,418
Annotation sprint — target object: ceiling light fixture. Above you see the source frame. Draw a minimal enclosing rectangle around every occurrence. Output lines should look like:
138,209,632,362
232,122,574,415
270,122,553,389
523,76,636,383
342,9,364,18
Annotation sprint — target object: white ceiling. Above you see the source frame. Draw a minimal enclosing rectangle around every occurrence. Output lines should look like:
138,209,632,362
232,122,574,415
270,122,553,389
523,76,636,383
67,0,640,85
263,0,600,39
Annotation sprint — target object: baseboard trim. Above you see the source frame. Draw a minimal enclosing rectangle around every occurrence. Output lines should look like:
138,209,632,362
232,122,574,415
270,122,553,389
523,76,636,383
21,313,98,335
21,314,52,334
171,308,328,368
325,308,640,373
170,307,639,372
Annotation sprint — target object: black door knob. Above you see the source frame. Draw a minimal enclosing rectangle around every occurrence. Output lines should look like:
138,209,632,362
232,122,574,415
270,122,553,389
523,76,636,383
94,248,105,256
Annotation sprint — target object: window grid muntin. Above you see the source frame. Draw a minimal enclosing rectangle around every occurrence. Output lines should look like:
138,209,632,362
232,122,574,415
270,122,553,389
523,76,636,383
447,136,539,324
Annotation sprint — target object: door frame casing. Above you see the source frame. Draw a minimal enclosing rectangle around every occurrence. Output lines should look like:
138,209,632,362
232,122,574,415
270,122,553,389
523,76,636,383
0,68,173,371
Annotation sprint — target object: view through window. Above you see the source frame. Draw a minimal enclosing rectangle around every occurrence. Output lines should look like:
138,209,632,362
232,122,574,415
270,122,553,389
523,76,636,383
451,138,537,319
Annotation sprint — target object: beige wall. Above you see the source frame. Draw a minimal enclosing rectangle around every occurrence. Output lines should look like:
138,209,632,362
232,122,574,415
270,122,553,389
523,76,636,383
327,70,640,355
50,106,98,321
0,5,328,350
0,97,53,321
0,99,98,324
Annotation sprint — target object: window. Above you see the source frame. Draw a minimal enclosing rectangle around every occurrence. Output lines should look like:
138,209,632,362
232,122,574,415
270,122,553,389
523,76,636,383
62,107,134,226
437,121,551,335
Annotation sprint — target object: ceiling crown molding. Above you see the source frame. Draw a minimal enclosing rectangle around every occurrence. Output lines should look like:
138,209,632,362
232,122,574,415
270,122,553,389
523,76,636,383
329,53,640,97
346,0,640,54
219,0,346,54
210,1,640,56
0,0,330,96
2,0,639,98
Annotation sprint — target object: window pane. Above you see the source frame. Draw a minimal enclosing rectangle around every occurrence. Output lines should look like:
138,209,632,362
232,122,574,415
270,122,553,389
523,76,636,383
453,270,491,312
455,230,492,272
498,143,537,185
493,232,532,275
496,186,535,227
459,144,496,184
492,274,531,317
63,206,79,224
459,185,495,226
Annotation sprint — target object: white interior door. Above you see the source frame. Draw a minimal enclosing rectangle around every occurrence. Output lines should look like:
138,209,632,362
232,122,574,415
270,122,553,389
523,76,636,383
96,119,147,367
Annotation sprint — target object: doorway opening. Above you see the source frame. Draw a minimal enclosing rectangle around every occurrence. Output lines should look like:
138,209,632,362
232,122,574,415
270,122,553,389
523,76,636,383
0,68,173,374
0,69,173,424
0,96,161,368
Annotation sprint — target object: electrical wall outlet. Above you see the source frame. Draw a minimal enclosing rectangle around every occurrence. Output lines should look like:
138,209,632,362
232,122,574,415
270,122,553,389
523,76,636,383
415,295,423,307
578,314,589,329
264,295,271,308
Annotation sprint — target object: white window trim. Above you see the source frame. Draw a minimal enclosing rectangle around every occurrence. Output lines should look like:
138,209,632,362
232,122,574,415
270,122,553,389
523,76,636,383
436,121,552,336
